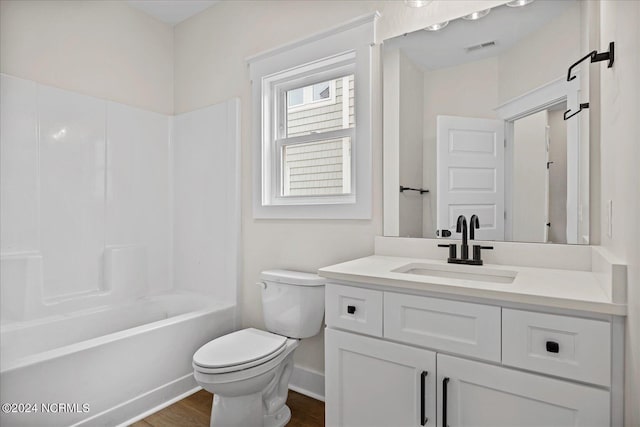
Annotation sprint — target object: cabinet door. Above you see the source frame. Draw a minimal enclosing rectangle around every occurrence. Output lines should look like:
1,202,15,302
436,354,610,427
325,328,436,427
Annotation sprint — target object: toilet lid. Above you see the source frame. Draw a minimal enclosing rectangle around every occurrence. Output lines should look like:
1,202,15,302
193,328,287,370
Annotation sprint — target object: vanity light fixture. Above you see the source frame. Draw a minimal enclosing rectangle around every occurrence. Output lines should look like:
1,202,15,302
424,21,449,31
462,9,491,21
404,0,433,8
506,0,535,7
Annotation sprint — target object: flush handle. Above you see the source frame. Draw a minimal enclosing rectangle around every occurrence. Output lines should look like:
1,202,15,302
347,305,356,315
546,341,560,353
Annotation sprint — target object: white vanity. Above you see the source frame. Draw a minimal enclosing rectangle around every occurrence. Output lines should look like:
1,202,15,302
319,237,626,427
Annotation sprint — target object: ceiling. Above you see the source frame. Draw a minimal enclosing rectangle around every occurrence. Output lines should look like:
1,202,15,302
127,0,219,26
385,0,576,71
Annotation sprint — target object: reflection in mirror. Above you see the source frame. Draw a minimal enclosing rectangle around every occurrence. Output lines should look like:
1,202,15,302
383,0,592,244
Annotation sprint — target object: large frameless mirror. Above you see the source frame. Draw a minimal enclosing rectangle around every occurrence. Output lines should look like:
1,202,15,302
383,0,596,244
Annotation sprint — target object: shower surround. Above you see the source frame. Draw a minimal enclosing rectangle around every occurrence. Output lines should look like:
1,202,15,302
0,74,240,426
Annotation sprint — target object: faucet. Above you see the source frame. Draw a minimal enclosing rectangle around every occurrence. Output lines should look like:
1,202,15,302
438,214,493,265
469,214,480,240
456,215,469,260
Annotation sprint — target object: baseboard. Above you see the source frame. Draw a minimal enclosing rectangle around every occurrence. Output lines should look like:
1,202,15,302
72,373,200,427
74,366,322,426
289,365,325,401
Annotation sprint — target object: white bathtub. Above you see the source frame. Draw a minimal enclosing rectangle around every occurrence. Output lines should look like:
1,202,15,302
0,292,236,426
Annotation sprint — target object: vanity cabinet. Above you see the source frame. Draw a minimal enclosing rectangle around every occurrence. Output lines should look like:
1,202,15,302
324,284,614,427
325,328,436,427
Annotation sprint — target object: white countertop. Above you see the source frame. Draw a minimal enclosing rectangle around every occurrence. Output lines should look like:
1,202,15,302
318,255,627,316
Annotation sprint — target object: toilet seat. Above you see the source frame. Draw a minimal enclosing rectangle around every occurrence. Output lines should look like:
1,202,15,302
193,328,287,374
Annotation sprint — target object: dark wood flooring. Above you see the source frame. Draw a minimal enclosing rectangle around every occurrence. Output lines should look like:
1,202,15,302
131,389,324,427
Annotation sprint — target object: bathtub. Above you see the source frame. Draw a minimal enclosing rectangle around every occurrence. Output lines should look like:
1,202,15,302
0,292,236,426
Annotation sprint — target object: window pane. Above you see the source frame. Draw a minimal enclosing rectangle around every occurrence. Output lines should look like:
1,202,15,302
282,137,351,196
286,75,354,138
287,88,303,107
313,81,331,100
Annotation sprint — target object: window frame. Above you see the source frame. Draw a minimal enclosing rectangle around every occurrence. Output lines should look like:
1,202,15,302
249,12,377,219
266,56,356,205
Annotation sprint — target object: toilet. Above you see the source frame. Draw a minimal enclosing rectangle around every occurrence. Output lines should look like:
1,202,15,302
193,270,325,427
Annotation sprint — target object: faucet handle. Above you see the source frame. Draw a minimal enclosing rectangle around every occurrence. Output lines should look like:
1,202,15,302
472,245,493,262
438,243,457,260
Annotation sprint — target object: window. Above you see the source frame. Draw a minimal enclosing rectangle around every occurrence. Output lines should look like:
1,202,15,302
280,72,355,199
287,79,336,111
249,13,377,219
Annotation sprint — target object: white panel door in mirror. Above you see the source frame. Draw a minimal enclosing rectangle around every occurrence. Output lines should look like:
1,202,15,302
437,115,504,241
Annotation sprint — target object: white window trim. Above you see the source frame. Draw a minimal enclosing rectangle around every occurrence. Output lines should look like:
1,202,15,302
248,12,378,219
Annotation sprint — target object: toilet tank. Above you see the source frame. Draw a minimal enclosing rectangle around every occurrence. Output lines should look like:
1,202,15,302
259,270,325,339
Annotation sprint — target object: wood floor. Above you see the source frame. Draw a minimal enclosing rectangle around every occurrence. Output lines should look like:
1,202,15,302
131,389,324,427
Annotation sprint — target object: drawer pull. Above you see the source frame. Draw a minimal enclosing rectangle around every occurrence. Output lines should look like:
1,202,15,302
442,377,450,427
546,341,560,353
347,305,356,314
420,371,428,425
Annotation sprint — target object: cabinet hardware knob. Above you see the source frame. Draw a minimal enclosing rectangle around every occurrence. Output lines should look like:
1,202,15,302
347,305,356,314
546,341,560,353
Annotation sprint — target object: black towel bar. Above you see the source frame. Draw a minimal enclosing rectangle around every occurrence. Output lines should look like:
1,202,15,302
400,186,429,194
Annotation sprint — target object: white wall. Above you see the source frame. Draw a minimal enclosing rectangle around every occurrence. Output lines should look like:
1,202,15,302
399,51,425,238
498,1,581,104
174,0,509,375
173,100,240,305
382,47,401,237
0,74,171,319
598,2,640,425
0,0,174,114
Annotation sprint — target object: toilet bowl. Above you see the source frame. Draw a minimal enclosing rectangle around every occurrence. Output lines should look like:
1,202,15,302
193,270,325,427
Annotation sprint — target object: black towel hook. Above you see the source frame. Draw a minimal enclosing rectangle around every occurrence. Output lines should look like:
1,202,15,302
567,42,614,82
564,42,614,120
564,102,590,120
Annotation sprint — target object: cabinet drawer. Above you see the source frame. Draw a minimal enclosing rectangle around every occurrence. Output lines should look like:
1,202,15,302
502,309,611,386
325,284,383,337
384,292,501,362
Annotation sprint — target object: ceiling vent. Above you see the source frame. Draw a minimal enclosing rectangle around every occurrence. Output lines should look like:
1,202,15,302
465,41,497,53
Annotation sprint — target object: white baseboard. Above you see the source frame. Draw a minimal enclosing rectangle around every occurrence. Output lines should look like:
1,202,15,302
289,365,325,401
75,367,322,426
72,373,200,427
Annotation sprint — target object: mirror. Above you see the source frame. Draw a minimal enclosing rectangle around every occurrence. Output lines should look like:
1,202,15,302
383,0,593,244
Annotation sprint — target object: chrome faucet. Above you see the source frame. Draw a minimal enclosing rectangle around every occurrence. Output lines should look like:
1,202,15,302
438,214,493,266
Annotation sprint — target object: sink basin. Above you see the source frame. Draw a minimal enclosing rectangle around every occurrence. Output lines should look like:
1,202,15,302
393,263,517,284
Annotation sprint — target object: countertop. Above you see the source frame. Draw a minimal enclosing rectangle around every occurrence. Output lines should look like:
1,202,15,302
318,255,627,316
